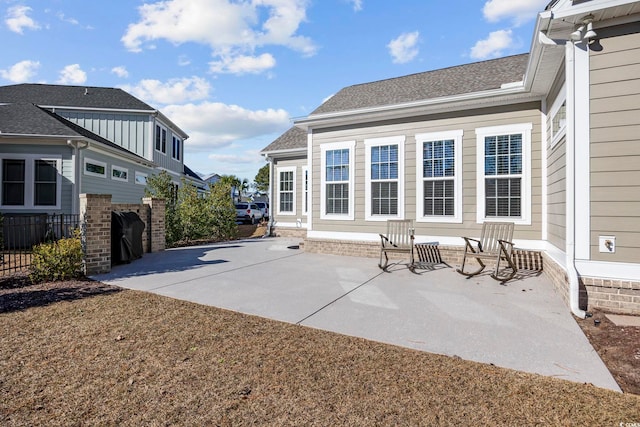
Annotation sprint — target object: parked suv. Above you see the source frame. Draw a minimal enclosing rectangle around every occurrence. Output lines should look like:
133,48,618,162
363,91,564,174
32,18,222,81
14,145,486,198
253,202,269,219
235,203,264,224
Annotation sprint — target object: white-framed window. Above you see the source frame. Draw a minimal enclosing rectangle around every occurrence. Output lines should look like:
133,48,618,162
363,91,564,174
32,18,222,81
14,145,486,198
476,123,532,225
155,124,167,154
364,136,404,220
135,171,148,185
549,84,566,148
320,141,355,220
172,136,181,160
302,166,309,216
415,130,463,223
84,158,107,178
0,155,62,209
277,166,296,215
111,165,128,182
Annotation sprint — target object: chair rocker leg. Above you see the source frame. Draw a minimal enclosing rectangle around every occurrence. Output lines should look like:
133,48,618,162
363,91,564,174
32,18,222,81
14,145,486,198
490,255,517,282
379,251,389,271
456,255,486,277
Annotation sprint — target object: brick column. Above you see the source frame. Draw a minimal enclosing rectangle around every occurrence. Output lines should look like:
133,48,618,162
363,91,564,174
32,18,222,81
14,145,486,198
143,197,165,252
80,193,112,275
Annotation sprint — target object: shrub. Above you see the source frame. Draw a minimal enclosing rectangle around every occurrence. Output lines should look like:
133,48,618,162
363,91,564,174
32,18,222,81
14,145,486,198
29,229,83,283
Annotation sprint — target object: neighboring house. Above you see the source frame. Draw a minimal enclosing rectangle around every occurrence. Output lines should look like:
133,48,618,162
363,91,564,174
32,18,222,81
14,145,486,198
202,172,221,188
262,0,640,316
0,83,203,213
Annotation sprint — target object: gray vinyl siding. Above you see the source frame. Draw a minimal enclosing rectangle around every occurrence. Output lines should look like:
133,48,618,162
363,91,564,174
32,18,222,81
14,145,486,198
152,121,184,175
59,110,150,159
0,141,74,213
271,155,307,225
310,102,542,243
546,69,566,251
590,26,640,262
80,150,153,204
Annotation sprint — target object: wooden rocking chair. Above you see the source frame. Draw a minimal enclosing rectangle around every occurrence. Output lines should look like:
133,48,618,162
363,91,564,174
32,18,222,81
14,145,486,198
379,220,414,271
456,221,517,282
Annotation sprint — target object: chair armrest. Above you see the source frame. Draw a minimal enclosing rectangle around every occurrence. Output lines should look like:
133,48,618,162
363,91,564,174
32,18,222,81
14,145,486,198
497,239,514,247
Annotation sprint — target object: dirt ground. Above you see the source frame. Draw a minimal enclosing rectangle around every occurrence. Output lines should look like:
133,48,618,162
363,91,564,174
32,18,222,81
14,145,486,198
1,279,639,426
576,309,640,394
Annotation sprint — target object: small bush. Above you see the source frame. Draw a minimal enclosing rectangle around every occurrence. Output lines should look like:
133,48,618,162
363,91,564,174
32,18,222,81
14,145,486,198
29,230,83,283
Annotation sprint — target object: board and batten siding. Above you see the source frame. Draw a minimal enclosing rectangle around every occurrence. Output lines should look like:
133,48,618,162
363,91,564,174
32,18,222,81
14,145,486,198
589,26,640,263
310,102,543,244
152,125,184,175
60,110,150,159
80,150,153,204
0,142,74,213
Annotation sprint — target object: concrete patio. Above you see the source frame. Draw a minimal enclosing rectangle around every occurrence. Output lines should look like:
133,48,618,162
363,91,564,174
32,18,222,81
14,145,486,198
93,237,620,391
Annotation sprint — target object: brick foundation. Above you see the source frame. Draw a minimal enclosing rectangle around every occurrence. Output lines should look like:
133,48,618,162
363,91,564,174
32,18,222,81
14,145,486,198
269,225,307,239
581,277,640,315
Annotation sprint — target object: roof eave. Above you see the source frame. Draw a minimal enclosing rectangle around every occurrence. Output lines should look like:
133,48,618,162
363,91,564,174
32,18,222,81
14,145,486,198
260,147,307,157
294,85,539,130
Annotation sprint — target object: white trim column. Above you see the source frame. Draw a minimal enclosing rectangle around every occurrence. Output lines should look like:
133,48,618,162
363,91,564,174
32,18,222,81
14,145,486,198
574,40,591,260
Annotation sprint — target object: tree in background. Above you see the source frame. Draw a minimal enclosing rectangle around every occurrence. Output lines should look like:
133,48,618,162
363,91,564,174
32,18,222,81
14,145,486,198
209,180,238,240
144,170,181,245
218,174,249,202
254,164,269,193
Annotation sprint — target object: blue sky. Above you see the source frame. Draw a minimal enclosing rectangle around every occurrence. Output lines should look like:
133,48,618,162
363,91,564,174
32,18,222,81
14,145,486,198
0,0,549,182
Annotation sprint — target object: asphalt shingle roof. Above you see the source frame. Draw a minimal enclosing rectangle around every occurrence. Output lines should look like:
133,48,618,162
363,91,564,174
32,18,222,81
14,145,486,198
0,83,154,111
311,54,529,115
261,126,307,153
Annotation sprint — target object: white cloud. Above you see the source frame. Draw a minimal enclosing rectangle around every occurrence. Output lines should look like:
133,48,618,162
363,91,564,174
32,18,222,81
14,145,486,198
470,29,513,59
387,31,420,64
111,66,129,78
121,76,211,105
0,60,40,83
56,12,79,25
208,151,263,165
121,0,316,75
5,5,40,34
348,0,363,12
483,0,548,26
178,55,191,66
209,53,276,74
57,64,87,84
163,101,290,150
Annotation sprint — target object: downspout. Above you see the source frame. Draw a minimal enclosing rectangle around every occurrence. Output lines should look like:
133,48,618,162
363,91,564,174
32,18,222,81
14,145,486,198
265,155,274,237
67,139,89,215
564,40,587,319
538,29,586,318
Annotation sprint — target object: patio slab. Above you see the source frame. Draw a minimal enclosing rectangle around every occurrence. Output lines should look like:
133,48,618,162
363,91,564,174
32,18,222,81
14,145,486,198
93,237,621,391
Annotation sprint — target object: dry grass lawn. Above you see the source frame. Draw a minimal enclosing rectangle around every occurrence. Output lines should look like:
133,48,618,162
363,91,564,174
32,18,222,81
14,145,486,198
2,279,640,426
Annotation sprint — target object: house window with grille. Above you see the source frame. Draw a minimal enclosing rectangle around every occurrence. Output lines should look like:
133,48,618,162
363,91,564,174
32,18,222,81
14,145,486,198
302,166,308,215
365,136,404,220
278,167,295,214
321,141,354,220
475,124,531,225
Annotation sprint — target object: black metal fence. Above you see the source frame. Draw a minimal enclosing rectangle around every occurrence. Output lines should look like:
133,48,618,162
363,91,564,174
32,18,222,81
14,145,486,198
0,213,81,277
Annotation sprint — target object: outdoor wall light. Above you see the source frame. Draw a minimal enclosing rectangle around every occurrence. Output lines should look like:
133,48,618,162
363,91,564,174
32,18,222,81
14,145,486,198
570,15,597,43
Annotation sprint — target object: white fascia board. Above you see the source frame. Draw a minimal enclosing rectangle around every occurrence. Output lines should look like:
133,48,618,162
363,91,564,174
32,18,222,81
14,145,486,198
261,147,306,157
575,260,640,282
550,0,639,19
295,87,539,129
155,111,189,140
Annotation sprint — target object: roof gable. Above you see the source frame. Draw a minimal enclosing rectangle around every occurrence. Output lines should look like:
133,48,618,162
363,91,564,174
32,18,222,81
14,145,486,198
311,54,529,116
261,126,307,153
0,83,154,111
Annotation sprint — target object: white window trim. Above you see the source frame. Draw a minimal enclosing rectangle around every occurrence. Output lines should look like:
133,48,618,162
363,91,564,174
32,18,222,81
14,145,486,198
135,171,148,185
0,154,62,210
549,83,567,148
111,165,129,182
155,123,167,155
320,140,355,221
364,135,405,221
83,157,107,178
475,123,532,225
277,166,296,215
302,165,309,216
415,130,463,223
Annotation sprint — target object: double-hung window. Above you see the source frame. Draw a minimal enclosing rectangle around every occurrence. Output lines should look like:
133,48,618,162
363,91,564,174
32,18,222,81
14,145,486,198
277,167,296,215
302,166,309,215
365,136,404,220
416,130,463,223
476,123,531,225
1,155,61,209
321,141,355,220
